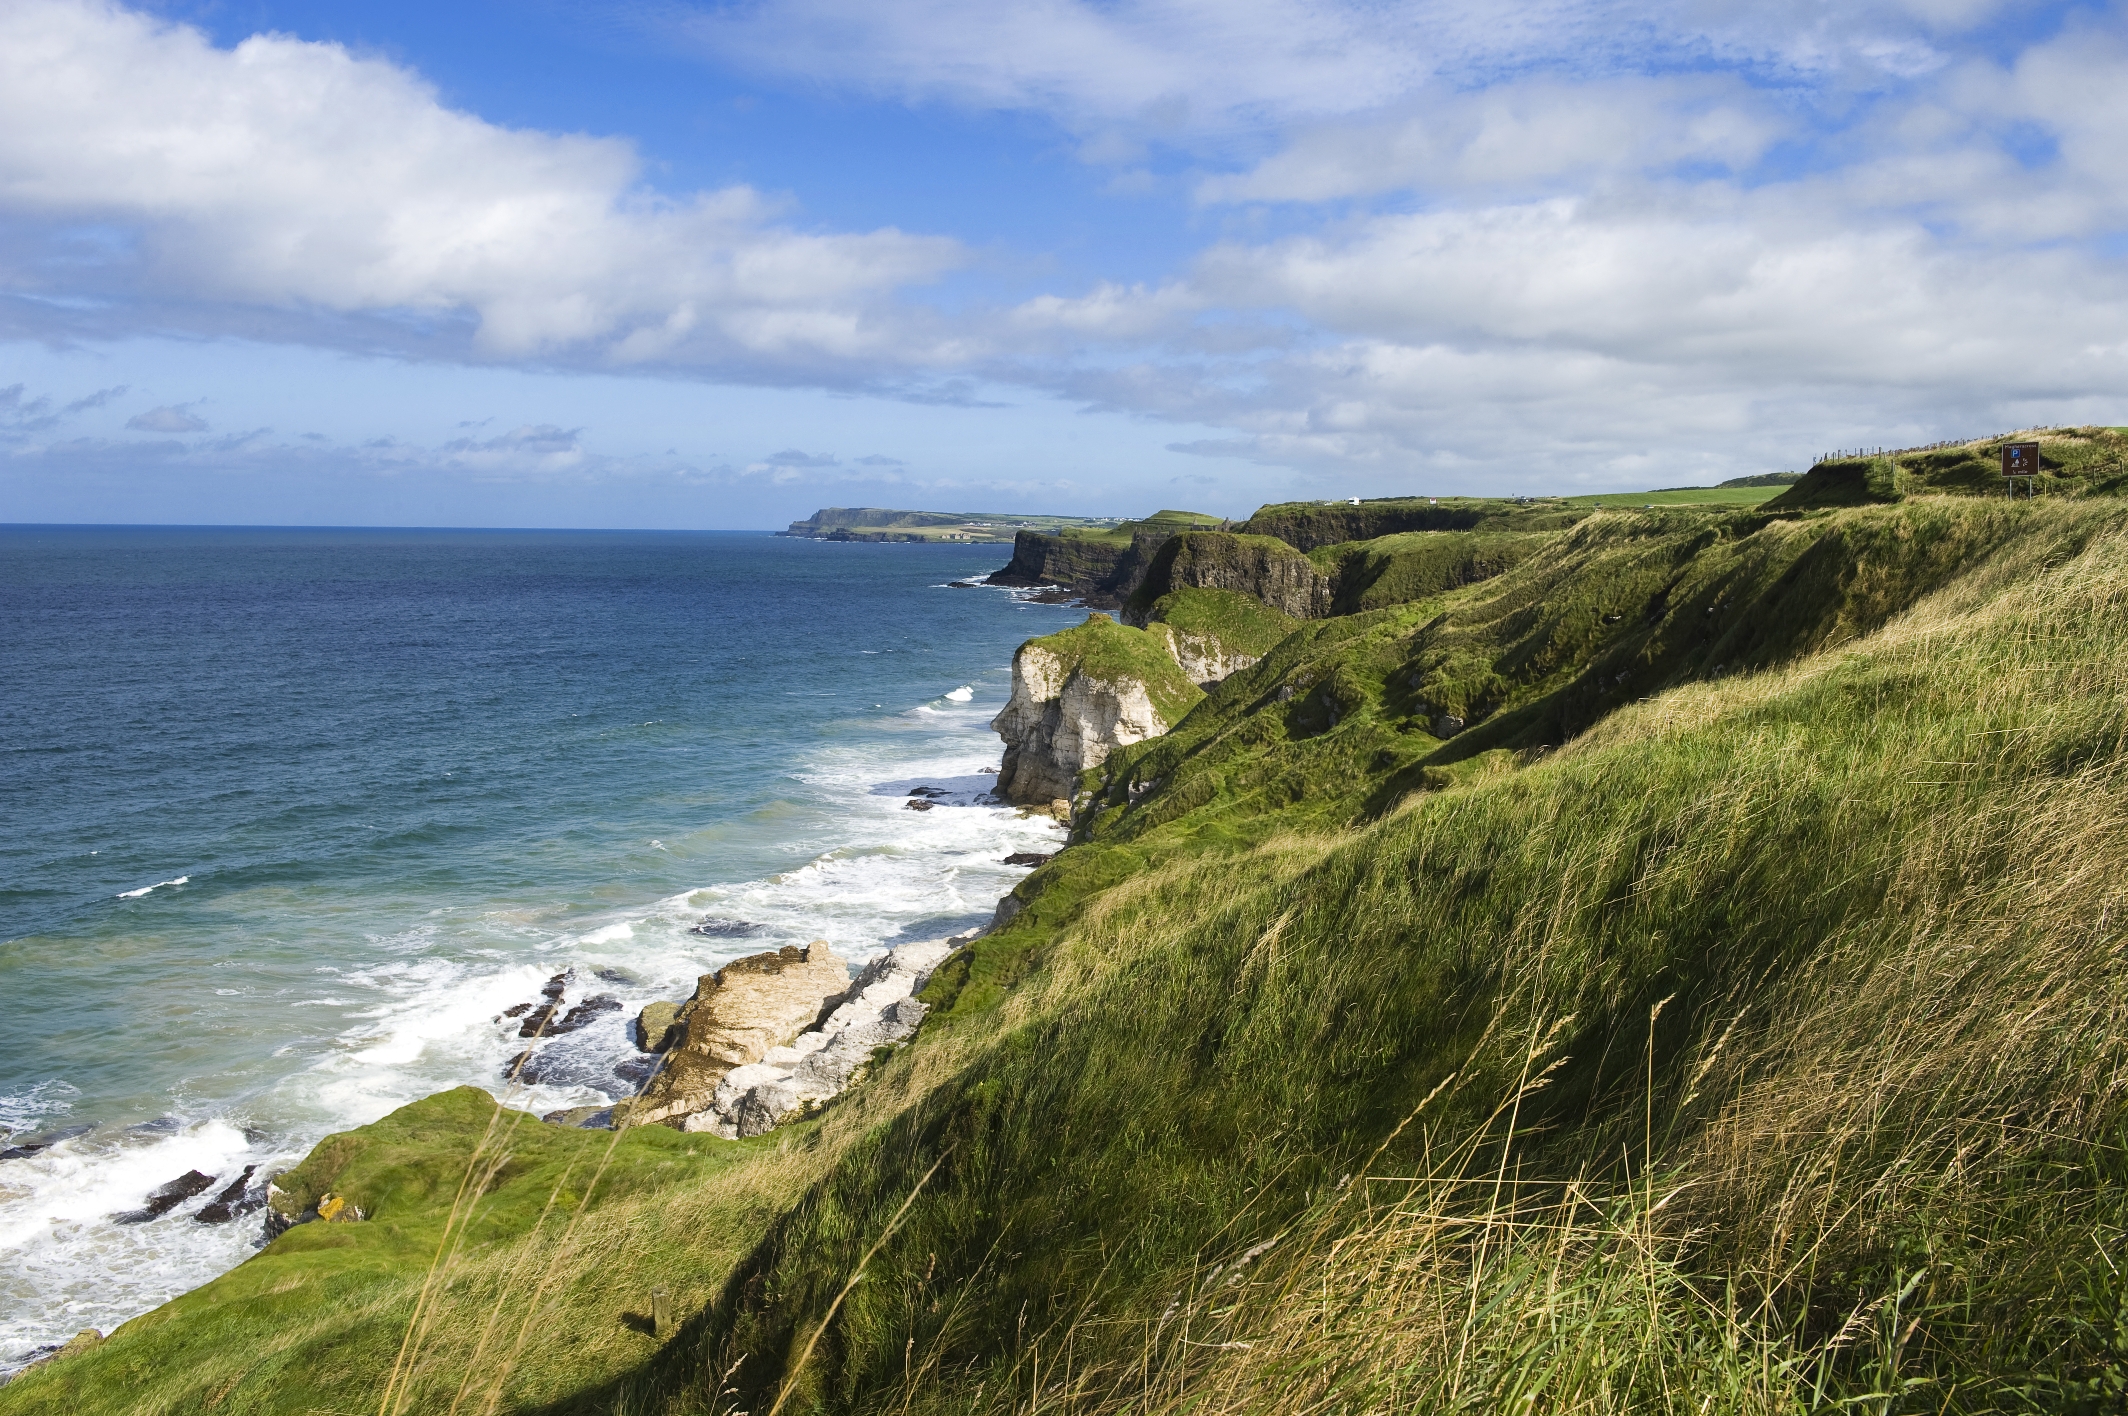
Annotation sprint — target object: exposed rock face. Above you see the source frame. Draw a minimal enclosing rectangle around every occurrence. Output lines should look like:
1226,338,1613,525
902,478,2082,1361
985,527,1188,607
1147,622,1265,686
1236,499,1491,551
686,939,958,1138
1131,532,1331,620
992,640,1171,805
625,942,852,1129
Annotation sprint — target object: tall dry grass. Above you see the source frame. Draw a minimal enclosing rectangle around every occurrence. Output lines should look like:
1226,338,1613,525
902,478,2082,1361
642,512,2128,1416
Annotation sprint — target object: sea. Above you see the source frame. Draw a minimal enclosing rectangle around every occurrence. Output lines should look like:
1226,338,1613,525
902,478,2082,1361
0,525,1078,1370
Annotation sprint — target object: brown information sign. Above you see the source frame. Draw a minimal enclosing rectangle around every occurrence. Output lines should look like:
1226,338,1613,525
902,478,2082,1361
2002,441,2041,478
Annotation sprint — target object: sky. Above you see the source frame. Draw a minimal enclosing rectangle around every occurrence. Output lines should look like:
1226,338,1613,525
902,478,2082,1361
2,0,2125,528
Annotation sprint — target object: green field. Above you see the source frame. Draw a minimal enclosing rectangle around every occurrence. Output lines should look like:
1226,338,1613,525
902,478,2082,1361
1563,483,1786,507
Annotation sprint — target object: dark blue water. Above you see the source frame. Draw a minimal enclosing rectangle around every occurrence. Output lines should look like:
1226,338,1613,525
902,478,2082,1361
0,525,1076,1361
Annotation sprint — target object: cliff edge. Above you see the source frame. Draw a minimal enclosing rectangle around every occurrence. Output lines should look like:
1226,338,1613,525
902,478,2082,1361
990,613,1204,807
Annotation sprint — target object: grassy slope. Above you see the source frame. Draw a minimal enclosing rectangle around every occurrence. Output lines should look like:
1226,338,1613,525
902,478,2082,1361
1308,528,1555,614
1567,484,1784,507
24,490,2128,1416
604,496,2128,1415
1138,587,1297,661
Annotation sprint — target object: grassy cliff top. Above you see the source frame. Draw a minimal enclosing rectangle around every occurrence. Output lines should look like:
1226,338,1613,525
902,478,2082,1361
1040,508,1225,546
1018,611,1206,725
1138,586,1297,659
782,507,1129,540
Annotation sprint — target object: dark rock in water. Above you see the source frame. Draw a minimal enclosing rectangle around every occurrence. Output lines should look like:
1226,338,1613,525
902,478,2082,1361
548,994,622,1035
612,1053,659,1089
124,1116,182,1137
0,1123,94,1160
1003,852,1053,867
194,1165,260,1224
907,786,949,798
904,799,934,811
114,1169,218,1223
541,971,571,1001
499,1001,533,1019
513,1049,568,1087
518,1003,560,1037
692,917,765,938
980,765,999,773
502,1049,536,1081
593,967,641,986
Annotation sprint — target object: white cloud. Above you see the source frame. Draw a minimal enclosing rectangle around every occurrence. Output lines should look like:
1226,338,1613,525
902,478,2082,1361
1196,76,1785,205
668,0,2029,141
0,0,961,367
126,404,207,433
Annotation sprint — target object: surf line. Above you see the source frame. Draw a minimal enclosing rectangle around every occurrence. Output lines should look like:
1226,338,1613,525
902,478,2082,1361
116,876,189,899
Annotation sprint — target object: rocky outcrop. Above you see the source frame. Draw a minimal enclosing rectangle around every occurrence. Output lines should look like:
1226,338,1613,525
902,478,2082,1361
984,530,1143,606
1127,532,1331,620
985,513,1226,607
991,615,1202,805
624,943,852,1129
685,938,958,1137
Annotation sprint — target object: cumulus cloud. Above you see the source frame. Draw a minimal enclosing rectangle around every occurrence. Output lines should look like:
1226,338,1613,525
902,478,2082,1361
5,0,2124,501
0,0,961,370
126,403,207,433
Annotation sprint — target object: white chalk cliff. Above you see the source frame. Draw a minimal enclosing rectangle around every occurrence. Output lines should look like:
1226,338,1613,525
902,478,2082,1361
991,642,1171,806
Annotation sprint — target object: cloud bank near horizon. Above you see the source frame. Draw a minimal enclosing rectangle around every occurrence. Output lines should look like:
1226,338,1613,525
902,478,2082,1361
3,0,2126,515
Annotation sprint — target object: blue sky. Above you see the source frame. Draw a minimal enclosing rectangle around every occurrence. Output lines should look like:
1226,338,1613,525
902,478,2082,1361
3,0,2125,528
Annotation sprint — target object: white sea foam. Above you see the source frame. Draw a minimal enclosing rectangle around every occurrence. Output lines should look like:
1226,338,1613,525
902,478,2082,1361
0,1118,290,1368
944,685,974,702
114,876,188,900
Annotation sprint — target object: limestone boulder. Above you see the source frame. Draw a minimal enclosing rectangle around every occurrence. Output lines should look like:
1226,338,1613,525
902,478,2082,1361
624,942,851,1129
685,937,959,1138
635,999,680,1053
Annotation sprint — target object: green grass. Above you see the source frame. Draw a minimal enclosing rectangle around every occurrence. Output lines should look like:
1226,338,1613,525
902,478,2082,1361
1137,586,1296,665
603,496,2128,1416
1565,484,1785,508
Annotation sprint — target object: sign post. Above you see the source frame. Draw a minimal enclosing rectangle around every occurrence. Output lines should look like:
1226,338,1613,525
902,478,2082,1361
2003,441,2041,497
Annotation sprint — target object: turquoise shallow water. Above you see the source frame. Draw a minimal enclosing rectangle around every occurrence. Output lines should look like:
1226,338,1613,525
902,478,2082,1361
0,526,1076,1365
